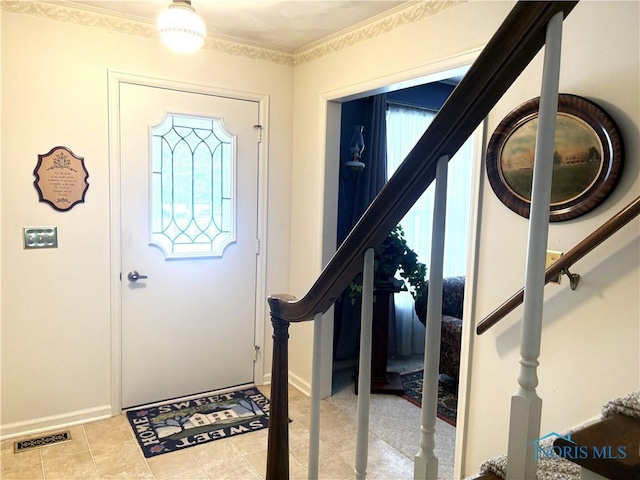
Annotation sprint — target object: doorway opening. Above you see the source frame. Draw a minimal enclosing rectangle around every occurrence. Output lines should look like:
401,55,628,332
323,66,480,476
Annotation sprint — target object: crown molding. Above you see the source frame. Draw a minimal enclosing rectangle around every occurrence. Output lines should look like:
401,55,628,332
2,0,466,67
3,1,158,38
1,1,295,66
292,0,467,66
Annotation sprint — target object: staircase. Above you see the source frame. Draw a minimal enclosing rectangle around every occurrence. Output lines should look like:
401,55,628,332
262,1,639,478
473,392,640,480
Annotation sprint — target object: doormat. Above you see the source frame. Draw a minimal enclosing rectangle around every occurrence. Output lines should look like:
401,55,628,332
126,387,270,458
14,430,72,453
400,370,458,427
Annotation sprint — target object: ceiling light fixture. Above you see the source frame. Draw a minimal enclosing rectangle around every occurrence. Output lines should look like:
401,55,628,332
157,0,206,54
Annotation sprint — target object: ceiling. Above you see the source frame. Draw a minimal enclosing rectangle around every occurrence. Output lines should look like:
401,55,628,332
59,0,411,53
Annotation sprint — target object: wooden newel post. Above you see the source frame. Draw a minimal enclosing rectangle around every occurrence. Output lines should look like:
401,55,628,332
266,297,291,480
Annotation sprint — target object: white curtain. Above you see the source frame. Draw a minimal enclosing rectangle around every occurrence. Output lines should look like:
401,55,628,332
386,103,474,356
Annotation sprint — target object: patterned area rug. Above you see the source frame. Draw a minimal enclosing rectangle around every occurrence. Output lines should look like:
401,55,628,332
126,387,270,458
400,370,458,426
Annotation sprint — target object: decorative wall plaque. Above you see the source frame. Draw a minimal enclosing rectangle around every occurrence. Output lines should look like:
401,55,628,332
34,146,89,211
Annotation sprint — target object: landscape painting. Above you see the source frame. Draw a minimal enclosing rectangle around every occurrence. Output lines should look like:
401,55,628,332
500,113,603,205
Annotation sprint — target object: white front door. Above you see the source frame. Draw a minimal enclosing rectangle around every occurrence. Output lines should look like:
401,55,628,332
118,81,260,408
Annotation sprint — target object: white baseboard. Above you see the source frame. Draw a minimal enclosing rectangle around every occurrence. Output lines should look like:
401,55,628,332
0,405,112,440
289,371,311,396
260,371,311,397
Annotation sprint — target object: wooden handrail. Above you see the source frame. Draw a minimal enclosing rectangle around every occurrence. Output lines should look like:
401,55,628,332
477,195,640,335
267,1,578,324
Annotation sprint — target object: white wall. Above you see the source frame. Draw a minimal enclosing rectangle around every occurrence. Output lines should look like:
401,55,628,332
1,9,293,434
465,1,640,473
288,1,639,476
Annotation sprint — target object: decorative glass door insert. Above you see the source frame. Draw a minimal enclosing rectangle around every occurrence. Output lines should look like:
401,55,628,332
150,114,235,258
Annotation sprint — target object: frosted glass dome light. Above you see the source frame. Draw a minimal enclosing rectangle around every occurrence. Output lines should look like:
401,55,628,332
158,1,206,54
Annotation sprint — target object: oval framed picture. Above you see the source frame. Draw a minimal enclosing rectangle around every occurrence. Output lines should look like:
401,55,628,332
486,94,624,221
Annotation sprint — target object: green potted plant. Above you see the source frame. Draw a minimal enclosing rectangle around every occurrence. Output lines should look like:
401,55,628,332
348,225,427,304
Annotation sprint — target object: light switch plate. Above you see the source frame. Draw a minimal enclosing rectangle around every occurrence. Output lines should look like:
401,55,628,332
546,250,563,284
23,227,58,249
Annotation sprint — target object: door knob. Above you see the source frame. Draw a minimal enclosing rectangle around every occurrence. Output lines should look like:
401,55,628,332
127,270,148,282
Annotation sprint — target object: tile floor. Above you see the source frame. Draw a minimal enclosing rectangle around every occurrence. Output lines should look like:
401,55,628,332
1,386,415,479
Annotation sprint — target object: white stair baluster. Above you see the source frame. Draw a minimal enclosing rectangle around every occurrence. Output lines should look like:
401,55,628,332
415,154,449,480
308,312,323,480
355,248,375,480
506,11,564,480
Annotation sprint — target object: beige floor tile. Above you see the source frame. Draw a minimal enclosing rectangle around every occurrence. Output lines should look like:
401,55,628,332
367,457,414,480
337,436,409,467
318,407,356,431
162,466,209,479
84,415,134,450
90,439,147,474
290,399,350,429
318,426,357,453
286,421,310,443
317,451,354,480
229,428,268,454
288,422,333,466
288,390,310,404
146,449,202,480
2,437,27,457
371,436,414,464
2,437,18,454
241,449,267,477
42,450,99,479
288,456,308,480
289,404,312,427
1,441,42,469
39,426,90,460
189,437,244,470
1,461,45,480
243,450,307,480
96,459,154,479
339,438,416,479
2,389,418,479
338,442,415,479
290,442,334,470
201,456,261,479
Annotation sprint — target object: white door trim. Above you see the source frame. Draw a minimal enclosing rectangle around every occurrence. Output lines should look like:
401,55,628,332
108,70,269,414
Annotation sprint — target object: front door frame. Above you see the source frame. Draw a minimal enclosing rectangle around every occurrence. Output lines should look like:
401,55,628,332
108,71,269,414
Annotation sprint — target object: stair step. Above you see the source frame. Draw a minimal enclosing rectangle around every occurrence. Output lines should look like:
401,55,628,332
553,414,640,480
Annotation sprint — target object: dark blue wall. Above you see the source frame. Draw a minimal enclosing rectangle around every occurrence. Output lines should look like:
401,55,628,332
334,81,456,360
386,82,454,110
337,82,455,244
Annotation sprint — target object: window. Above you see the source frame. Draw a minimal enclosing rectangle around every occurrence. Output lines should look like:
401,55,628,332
150,114,235,258
386,104,473,277
387,103,474,355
